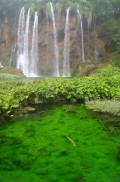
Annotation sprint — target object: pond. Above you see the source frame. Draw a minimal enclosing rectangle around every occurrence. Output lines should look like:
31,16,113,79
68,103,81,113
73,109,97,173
0,104,120,182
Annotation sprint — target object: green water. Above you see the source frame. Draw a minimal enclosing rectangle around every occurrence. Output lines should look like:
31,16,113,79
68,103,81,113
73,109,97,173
0,104,120,182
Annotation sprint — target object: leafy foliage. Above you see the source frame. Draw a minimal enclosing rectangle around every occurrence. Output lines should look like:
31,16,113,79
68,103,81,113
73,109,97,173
0,0,119,19
0,76,120,119
91,65,120,77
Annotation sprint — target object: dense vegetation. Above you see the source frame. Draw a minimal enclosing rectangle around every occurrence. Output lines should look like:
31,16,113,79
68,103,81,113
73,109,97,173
0,67,120,119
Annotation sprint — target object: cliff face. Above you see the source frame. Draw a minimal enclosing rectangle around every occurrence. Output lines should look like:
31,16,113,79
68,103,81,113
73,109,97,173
0,10,110,74
37,11,79,75
37,11,110,75
0,16,17,66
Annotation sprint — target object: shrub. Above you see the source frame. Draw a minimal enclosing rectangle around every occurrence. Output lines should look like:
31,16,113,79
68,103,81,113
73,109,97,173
112,53,120,68
0,76,120,119
91,65,120,77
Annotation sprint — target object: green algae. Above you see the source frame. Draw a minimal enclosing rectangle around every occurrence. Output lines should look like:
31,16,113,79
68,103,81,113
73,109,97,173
0,104,120,182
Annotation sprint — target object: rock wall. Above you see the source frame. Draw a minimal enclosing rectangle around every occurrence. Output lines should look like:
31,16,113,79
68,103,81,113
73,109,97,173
0,16,17,66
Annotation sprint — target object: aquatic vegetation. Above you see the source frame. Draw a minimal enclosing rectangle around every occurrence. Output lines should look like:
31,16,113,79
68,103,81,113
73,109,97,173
0,104,120,182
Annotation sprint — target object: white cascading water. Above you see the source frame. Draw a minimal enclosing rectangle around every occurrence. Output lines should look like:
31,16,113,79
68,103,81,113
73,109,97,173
63,8,70,77
77,9,85,63
17,7,30,76
17,8,40,77
23,8,30,76
9,44,16,67
50,2,60,77
17,8,30,76
29,12,39,77
0,62,3,67
17,7,25,70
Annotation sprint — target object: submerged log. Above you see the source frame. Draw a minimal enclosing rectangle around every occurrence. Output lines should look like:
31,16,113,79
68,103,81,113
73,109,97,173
66,136,76,147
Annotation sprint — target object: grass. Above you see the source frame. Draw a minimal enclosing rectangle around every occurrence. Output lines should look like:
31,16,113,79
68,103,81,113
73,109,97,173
0,104,120,182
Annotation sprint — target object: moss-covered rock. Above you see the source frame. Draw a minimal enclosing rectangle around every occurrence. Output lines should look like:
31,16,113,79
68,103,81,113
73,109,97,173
86,100,120,117
0,67,24,79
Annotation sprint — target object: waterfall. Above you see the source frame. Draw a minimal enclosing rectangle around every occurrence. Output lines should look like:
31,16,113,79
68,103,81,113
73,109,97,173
0,62,3,68
29,12,39,77
50,2,60,77
23,8,30,76
8,44,16,67
77,9,85,63
17,7,25,70
17,8,40,77
87,24,90,59
63,8,70,77
17,8,30,76
94,46,99,63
